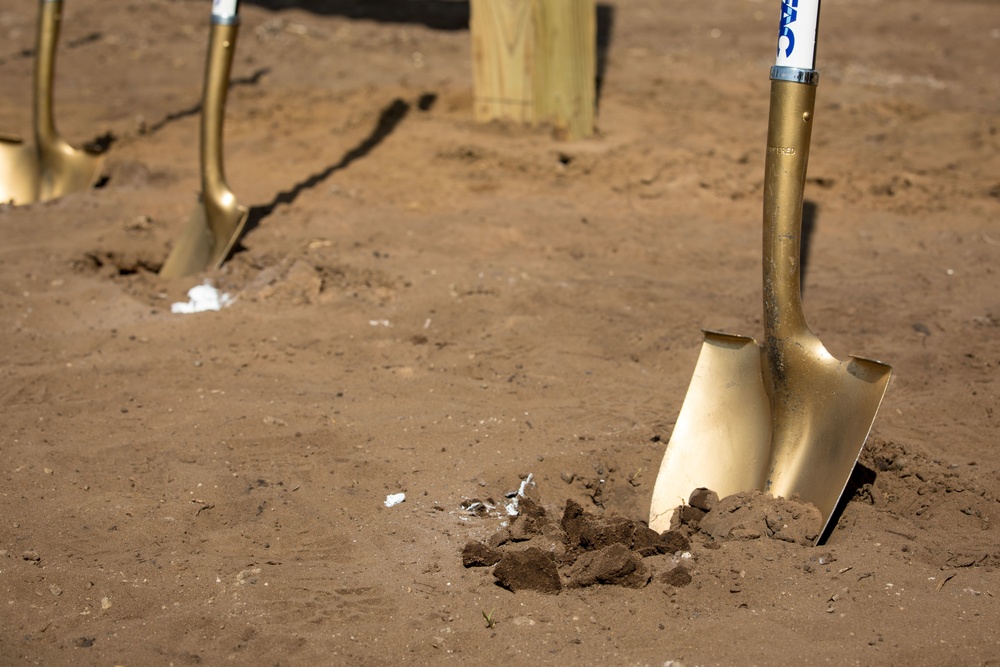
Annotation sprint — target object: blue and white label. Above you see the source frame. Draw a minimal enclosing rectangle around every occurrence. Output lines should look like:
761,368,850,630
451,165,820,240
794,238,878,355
212,0,238,21
774,0,819,69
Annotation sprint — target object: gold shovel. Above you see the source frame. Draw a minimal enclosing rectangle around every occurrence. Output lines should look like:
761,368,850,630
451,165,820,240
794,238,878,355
159,1,247,278
0,0,105,206
649,0,891,541
0,135,39,206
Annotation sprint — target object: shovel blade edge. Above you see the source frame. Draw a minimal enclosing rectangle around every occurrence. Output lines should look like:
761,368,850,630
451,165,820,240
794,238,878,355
765,353,892,540
38,144,105,202
649,330,771,532
160,200,248,279
0,138,41,205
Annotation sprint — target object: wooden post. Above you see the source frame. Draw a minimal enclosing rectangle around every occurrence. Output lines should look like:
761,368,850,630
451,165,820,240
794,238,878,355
471,0,596,140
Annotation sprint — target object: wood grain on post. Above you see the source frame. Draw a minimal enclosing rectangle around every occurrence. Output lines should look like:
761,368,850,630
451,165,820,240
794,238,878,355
470,0,596,140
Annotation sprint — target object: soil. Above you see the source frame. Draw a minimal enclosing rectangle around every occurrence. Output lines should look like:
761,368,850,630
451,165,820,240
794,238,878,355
2,1,1000,665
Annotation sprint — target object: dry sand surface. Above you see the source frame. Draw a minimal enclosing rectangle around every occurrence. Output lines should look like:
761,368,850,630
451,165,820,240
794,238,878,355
2,0,999,665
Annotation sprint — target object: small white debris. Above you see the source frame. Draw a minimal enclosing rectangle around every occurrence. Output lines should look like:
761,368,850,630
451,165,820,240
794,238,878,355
171,282,234,314
504,473,534,516
385,492,405,508
369,319,391,327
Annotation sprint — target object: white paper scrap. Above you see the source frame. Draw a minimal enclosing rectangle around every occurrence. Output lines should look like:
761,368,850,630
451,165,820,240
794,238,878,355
171,282,234,314
384,492,405,508
504,473,534,516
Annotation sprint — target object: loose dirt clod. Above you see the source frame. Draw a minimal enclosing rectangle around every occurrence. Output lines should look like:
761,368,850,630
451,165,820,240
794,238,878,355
688,487,720,513
462,540,502,567
492,547,562,594
565,543,650,588
660,565,693,588
561,498,636,550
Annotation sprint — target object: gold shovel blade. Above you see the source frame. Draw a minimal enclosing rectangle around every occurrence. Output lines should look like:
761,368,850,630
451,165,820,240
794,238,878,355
37,139,105,202
649,330,891,539
159,196,248,279
0,135,40,205
648,331,770,533
762,338,892,532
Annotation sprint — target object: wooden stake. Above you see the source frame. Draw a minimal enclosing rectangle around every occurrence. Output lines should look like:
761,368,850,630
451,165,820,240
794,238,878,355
471,0,596,140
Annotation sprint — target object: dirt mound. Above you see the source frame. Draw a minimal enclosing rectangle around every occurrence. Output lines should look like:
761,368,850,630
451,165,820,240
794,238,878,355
845,437,1000,569
462,497,660,593
462,489,825,594
692,489,822,546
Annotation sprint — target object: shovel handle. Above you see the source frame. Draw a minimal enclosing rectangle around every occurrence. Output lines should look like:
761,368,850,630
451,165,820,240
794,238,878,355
33,0,62,150
774,0,820,71
212,0,240,25
762,0,822,359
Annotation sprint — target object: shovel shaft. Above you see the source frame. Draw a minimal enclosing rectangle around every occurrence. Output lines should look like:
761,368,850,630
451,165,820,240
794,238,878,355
763,0,821,358
200,20,240,232
762,72,816,355
33,0,64,155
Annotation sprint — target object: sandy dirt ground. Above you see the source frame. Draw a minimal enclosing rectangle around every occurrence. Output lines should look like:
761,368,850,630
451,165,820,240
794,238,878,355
2,0,999,665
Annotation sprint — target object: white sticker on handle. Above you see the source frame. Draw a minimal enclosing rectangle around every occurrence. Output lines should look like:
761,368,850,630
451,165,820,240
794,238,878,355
774,0,819,69
212,0,238,21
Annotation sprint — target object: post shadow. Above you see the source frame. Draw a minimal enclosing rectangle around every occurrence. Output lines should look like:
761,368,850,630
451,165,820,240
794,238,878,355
595,4,614,105
0,30,102,65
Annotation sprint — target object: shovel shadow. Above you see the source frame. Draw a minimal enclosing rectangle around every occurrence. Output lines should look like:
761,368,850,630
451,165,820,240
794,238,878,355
0,30,102,66
233,95,418,251
818,461,876,545
141,68,271,137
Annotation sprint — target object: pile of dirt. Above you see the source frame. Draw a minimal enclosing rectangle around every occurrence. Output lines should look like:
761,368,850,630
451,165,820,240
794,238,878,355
461,488,823,594
684,488,823,546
